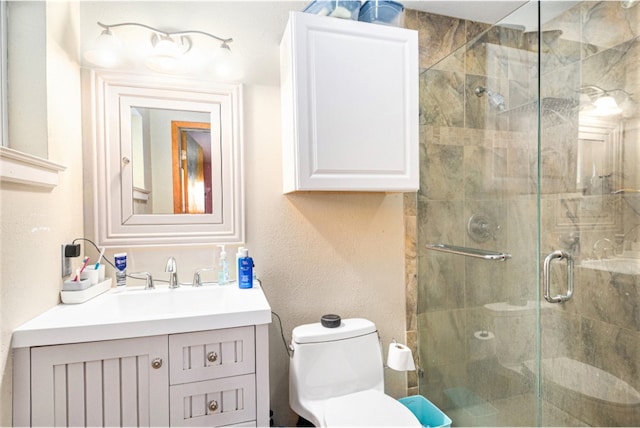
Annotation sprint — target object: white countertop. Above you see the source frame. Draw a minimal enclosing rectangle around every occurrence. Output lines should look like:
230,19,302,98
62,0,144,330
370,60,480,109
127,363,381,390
12,283,272,348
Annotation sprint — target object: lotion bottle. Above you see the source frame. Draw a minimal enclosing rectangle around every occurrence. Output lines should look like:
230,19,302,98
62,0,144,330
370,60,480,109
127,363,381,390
217,245,229,285
238,248,253,289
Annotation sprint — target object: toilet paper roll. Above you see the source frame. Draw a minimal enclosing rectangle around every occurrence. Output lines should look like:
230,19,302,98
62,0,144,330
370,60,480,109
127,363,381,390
470,330,495,361
387,343,416,371
473,330,495,340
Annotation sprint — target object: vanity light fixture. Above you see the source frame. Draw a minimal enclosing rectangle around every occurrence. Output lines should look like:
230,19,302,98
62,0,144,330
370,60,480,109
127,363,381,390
84,21,234,75
579,85,634,117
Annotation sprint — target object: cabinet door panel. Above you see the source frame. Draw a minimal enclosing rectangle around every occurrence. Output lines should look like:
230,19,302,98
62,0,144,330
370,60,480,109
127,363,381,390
170,374,256,427
169,326,255,385
281,11,418,192
31,336,168,427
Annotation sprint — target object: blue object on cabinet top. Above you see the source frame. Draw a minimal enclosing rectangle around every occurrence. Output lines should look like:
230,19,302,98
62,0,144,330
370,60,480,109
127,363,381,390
358,0,405,26
303,0,362,20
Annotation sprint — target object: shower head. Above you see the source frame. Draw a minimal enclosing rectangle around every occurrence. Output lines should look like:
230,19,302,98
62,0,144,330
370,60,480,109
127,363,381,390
475,86,506,111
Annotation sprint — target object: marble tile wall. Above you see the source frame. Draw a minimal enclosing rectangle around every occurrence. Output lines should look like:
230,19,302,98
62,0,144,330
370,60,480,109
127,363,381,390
403,8,493,397
405,1,640,425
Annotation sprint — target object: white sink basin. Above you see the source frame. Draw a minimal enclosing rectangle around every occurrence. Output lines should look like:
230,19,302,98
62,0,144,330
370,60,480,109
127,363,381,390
12,283,271,348
580,257,640,276
113,285,234,316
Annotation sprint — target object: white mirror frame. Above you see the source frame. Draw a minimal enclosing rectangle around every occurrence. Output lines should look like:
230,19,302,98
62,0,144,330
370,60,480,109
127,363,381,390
83,70,244,247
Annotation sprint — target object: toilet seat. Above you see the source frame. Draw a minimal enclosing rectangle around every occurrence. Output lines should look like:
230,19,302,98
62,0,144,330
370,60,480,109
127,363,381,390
322,389,421,427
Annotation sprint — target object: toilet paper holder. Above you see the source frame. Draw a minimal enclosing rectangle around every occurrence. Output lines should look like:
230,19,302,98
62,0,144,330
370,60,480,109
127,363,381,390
386,340,416,371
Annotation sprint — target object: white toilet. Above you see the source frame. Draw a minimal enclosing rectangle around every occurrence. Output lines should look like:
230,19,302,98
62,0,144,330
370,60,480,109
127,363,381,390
289,318,421,427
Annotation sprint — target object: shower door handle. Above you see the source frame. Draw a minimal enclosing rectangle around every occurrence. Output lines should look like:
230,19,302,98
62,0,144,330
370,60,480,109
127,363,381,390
543,250,574,303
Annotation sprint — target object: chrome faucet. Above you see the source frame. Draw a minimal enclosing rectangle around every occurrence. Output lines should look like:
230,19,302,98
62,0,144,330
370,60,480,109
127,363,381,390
592,238,614,259
130,272,155,290
165,257,179,288
621,224,640,254
193,267,215,287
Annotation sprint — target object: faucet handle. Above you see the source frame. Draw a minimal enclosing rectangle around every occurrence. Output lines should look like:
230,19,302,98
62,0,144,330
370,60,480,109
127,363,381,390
130,272,155,290
592,238,614,259
193,268,215,287
165,257,179,288
165,257,177,273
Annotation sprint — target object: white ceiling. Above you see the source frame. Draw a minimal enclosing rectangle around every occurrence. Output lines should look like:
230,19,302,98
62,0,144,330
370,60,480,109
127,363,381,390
79,1,579,86
403,1,528,24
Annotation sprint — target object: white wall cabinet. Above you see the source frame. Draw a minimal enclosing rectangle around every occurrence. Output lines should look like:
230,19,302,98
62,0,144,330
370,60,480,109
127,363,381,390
15,325,268,427
280,11,418,193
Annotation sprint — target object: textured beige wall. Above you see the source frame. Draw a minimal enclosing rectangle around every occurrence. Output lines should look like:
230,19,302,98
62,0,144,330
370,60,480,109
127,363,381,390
0,2,84,426
98,84,409,427
1,3,409,427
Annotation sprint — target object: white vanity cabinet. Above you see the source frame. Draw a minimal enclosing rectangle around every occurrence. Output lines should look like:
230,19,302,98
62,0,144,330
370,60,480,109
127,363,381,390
15,326,266,427
280,11,418,193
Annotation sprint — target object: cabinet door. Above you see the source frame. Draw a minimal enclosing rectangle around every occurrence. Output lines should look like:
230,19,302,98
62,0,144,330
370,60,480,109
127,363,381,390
31,336,169,427
281,11,418,192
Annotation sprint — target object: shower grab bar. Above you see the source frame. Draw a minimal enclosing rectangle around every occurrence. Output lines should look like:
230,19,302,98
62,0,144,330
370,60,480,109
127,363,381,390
426,243,511,261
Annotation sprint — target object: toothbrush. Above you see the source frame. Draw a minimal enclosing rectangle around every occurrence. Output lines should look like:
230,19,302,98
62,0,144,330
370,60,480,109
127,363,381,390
95,248,105,269
74,256,90,281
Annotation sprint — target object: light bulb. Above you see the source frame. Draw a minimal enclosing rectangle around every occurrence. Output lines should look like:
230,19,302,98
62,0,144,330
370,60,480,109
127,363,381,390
208,44,242,80
621,97,637,118
579,93,595,113
593,95,622,116
84,29,122,68
145,36,184,73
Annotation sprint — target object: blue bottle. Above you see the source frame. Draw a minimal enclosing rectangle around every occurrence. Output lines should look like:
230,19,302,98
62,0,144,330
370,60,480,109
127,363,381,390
238,248,253,289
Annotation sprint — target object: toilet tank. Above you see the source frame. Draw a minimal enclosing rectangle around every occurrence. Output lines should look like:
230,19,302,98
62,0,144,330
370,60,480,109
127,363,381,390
290,318,384,402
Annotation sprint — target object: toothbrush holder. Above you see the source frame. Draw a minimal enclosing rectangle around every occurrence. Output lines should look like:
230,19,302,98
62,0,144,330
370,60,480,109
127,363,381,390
80,264,106,285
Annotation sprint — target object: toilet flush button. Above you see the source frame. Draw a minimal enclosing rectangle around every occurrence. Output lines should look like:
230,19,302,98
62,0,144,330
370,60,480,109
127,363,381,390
321,314,341,328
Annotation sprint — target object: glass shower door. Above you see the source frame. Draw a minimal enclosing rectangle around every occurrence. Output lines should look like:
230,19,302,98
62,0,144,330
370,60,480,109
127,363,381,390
538,1,640,426
417,0,541,424
417,1,640,426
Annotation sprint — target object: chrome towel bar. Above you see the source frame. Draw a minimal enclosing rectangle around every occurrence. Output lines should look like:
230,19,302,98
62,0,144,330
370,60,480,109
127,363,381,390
426,243,511,261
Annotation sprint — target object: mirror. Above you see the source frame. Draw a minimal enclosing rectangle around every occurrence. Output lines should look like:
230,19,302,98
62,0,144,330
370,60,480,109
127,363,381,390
130,107,215,215
576,116,622,196
555,115,624,231
84,70,244,247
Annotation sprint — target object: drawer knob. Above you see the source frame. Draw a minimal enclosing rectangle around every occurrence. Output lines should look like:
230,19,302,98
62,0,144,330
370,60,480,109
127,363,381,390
207,351,218,363
151,358,163,369
208,400,219,413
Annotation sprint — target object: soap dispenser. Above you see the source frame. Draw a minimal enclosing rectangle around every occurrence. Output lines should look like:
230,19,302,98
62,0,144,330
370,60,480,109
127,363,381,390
217,245,230,285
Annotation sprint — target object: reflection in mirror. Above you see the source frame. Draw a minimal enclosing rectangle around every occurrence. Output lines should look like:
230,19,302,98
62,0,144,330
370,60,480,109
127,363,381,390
130,107,212,215
576,116,622,196
171,120,212,214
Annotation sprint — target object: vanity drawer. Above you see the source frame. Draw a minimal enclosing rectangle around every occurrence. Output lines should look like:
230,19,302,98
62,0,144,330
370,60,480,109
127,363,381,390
169,374,256,427
169,326,255,384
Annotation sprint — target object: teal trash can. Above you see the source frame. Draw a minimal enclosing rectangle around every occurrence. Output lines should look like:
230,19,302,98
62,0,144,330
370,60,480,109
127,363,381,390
399,395,452,428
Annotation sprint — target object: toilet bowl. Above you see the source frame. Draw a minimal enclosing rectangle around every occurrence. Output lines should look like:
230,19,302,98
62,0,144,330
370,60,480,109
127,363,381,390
289,318,421,427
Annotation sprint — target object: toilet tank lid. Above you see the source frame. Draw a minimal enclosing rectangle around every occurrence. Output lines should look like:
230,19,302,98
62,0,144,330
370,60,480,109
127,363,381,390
292,318,376,344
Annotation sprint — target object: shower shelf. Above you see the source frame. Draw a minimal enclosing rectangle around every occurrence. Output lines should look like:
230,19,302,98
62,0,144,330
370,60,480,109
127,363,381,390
426,243,512,261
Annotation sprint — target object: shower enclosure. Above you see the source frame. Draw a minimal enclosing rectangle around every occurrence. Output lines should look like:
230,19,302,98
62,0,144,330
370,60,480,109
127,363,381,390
417,1,640,426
